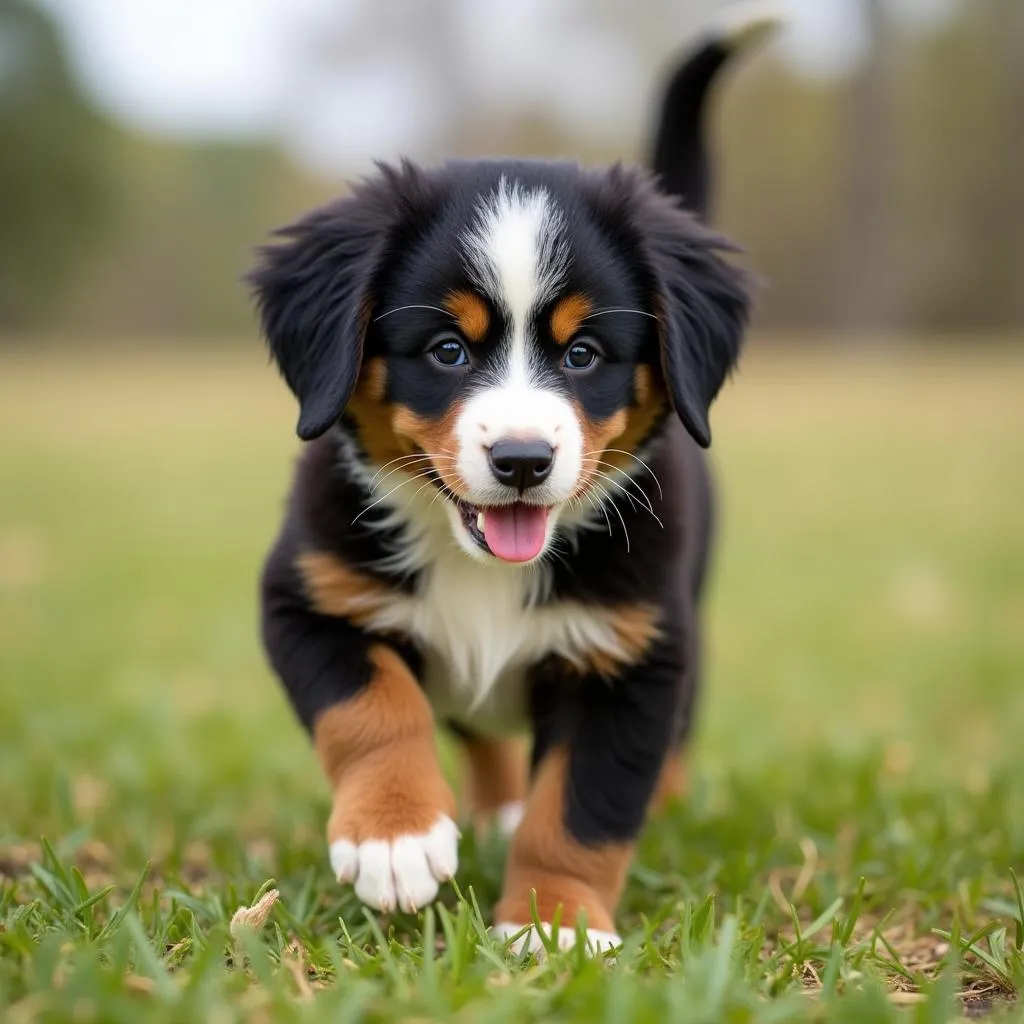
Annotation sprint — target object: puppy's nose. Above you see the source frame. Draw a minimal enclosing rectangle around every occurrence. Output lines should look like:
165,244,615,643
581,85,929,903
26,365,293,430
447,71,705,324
487,439,554,491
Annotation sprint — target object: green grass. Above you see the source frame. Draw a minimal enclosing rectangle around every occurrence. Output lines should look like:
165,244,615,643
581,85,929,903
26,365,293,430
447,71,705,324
1,340,1023,1022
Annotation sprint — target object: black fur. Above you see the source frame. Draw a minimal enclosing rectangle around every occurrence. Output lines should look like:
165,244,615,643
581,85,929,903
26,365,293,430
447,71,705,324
633,182,750,448
650,37,735,219
250,163,441,440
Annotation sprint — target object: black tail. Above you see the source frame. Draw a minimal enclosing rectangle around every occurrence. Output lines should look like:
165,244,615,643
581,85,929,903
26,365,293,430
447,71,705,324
649,3,784,220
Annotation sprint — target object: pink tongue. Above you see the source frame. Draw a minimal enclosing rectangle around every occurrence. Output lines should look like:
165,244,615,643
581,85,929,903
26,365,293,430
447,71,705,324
482,505,549,562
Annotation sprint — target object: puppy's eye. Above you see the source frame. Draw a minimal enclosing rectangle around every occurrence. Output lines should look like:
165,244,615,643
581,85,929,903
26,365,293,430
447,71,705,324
429,334,469,367
564,340,599,370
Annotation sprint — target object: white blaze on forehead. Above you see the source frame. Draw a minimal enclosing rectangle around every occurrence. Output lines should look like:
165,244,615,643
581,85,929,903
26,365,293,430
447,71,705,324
463,177,569,387
456,179,580,514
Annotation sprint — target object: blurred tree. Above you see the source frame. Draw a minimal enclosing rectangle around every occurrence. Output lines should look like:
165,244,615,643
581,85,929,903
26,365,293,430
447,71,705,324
836,0,899,329
0,0,116,328
60,134,328,337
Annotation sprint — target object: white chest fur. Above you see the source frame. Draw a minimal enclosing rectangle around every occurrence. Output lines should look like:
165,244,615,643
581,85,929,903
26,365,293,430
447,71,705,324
361,530,621,730
337,454,626,730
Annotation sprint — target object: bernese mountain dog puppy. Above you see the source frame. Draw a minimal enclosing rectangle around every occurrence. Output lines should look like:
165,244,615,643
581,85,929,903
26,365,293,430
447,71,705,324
250,9,777,953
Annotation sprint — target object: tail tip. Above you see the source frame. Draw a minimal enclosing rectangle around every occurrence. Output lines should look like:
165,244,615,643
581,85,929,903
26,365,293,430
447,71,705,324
710,1,790,55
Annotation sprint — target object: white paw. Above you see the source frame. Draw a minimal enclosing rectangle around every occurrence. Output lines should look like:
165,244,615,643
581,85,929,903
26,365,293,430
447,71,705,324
329,815,459,913
493,921,622,957
495,801,525,838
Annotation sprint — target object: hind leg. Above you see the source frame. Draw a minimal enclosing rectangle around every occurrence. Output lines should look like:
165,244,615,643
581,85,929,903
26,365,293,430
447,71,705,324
652,748,690,812
652,599,702,816
451,727,529,836
651,450,716,817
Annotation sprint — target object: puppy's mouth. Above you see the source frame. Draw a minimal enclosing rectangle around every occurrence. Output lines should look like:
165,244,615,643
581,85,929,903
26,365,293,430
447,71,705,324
454,499,551,563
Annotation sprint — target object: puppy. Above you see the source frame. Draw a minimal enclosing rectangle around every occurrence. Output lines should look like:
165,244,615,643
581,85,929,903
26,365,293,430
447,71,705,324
250,10,776,953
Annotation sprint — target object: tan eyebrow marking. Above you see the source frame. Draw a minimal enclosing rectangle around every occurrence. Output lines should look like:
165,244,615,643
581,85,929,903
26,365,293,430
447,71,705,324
443,289,490,342
550,292,593,345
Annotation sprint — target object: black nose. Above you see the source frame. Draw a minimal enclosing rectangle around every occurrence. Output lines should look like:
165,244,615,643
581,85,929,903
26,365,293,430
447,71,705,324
487,439,554,491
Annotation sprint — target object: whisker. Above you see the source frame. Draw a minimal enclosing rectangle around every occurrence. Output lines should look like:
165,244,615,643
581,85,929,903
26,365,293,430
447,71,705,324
352,470,439,524
373,304,456,323
372,467,445,495
582,448,664,500
584,490,613,538
410,478,445,507
593,469,664,530
581,459,658,518
372,455,455,491
586,467,641,516
593,481,631,553
370,453,453,489
579,308,660,324
599,474,640,513
428,482,450,510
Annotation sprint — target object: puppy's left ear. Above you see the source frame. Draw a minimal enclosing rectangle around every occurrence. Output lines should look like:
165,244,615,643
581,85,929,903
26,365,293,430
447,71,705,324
249,161,433,441
637,189,752,448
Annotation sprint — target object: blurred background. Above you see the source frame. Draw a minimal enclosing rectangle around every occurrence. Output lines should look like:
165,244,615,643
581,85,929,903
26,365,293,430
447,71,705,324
2,0,1023,336
0,0,1022,887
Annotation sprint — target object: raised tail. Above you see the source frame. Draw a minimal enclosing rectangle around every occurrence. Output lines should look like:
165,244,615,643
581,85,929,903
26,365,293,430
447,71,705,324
649,2,786,220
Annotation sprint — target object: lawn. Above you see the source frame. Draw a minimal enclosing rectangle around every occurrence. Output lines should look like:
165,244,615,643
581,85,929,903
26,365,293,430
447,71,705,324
1,339,1023,1022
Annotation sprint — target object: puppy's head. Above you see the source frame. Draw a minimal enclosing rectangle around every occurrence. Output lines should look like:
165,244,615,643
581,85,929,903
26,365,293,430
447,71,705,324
250,160,750,564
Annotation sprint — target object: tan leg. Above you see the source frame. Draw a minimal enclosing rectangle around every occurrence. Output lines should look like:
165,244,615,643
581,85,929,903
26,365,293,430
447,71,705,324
493,748,631,953
458,734,529,835
314,645,458,913
651,748,690,814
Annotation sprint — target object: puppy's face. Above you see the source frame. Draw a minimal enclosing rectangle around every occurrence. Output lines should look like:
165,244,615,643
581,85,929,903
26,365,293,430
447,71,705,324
251,161,750,564
362,176,660,563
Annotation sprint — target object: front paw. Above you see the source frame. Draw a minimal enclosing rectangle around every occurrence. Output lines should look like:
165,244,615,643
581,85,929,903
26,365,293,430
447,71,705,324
493,920,621,956
326,755,459,912
330,815,459,912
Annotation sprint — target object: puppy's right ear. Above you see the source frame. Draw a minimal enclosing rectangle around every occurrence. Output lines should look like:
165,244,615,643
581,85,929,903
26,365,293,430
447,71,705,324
248,162,432,441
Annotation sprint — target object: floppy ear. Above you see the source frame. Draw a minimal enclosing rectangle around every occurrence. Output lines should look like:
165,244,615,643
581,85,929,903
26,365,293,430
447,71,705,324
636,188,752,448
248,162,432,441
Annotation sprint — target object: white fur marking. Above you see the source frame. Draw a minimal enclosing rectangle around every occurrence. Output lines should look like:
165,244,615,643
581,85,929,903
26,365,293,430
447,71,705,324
464,178,569,389
353,521,624,711
342,442,630,713
496,801,526,837
330,815,459,913
455,384,583,509
493,922,622,956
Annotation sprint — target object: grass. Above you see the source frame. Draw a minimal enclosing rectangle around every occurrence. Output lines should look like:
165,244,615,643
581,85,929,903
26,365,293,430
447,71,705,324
1,338,1023,1022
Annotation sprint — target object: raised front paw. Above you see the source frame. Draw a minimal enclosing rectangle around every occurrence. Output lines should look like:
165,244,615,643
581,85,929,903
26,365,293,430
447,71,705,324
330,814,459,912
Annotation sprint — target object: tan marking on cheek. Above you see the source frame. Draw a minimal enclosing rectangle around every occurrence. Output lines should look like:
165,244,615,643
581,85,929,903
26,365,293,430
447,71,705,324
458,735,529,826
606,366,667,470
605,366,668,471
314,645,456,843
651,749,689,813
495,748,631,932
345,358,408,467
572,602,663,679
550,293,593,345
297,550,398,629
633,364,652,406
573,367,668,489
572,407,627,496
444,289,490,342
392,403,468,496
362,358,388,401
582,408,628,454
